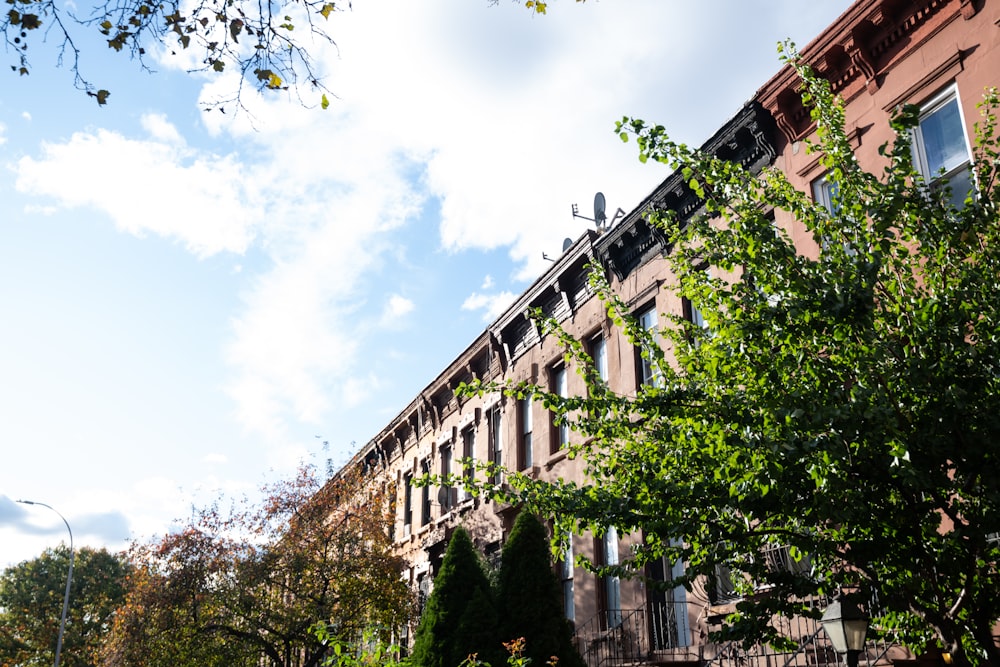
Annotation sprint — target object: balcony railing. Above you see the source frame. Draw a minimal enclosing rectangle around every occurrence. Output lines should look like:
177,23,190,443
574,607,649,667
573,601,697,667
572,597,904,667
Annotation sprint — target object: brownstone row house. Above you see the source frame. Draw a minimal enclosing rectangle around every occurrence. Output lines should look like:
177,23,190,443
331,1,1000,666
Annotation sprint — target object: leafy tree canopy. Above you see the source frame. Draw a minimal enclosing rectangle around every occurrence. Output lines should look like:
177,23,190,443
463,47,1000,666
101,464,413,667
0,545,131,667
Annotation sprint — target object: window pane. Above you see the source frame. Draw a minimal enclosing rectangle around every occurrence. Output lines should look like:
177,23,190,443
604,528,621,627
592,336,608,382
520,398,533,469
811,175,840,214
638,307,659,387
555,366,569,446
941,168,974,209
561,539,575,621
920,97,967,174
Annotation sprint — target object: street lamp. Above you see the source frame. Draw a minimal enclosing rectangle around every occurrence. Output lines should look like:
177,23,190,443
820,595,870,667
17,500,74,667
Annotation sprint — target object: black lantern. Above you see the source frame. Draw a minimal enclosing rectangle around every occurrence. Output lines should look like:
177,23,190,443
820,596,869,667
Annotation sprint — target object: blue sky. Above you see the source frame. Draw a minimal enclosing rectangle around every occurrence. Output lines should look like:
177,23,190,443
0,0,853,568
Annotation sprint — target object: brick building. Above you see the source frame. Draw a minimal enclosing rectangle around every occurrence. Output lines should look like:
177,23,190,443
331,1,1000,665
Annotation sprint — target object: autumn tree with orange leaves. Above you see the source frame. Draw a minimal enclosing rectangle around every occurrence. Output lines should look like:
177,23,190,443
100,464,413,667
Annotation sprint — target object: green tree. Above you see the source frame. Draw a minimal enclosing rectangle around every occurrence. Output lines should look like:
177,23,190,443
464,49,1000,665
410,527,500,667
496,512,583,667
101,464,413,667
0,546,130,667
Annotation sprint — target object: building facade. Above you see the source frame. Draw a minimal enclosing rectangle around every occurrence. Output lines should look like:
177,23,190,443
332,1,1000,665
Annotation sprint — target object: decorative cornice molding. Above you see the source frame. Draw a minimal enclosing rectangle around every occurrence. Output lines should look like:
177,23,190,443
757,0,968,143
595,102,778,282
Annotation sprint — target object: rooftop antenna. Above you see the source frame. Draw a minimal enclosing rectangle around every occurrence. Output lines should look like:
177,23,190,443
572,192,611,231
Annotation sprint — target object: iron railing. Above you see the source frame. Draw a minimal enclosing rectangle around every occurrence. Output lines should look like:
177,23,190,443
703,595,900,667
572,598,903,667
573,601,696,667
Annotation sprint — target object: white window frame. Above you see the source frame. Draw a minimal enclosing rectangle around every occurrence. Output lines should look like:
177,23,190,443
461,427,475,501
561,537,575,622
552,363,569,450
489,406,503,486
911,85,974,208
591,334,608,383
519,397,533,469
439,443,454,513
811,173,840,214
402,472,413,535
603,527,622,628
637,306,660,388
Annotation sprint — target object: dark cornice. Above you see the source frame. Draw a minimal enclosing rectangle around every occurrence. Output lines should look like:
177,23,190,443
756,0,973,143
595,101,779,282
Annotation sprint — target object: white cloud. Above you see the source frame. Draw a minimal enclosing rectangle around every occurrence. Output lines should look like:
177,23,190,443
381,294,415,324
142,113,184,144
14,120,259,257
203,453,228,464
462,291,517,322
0,122,6,145
9,0,855,465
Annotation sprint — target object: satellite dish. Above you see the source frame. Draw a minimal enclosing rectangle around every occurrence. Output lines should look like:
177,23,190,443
572,191,613,232
562,237,573,252
594,192,607,229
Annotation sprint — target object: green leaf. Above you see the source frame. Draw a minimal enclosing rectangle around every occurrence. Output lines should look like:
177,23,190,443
321,93,329,110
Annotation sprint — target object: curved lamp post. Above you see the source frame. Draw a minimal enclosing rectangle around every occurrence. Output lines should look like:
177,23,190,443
17,500,74,667
820,595,870,667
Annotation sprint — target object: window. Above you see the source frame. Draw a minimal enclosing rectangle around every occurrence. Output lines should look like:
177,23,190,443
602,528,622,628
811,173,841,214
682,268,711,340
912,87,973,209
648,544,691,649
417,572,431,616
488,406,503,486
761,543,813,578
811,175,859,256
551,363,569,453
440,444,454,513
682,297,705,330
709,562,737,604
561,537,575,622
519,397,533,469
420,459,431,526
636,306,661,387
402,473,413,533
461,427,475,501
591,334,608,383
